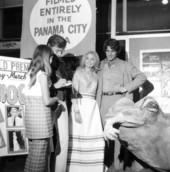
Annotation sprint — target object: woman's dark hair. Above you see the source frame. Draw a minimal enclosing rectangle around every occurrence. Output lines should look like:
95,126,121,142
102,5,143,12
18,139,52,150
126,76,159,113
47,34,67,49
103,38,121,54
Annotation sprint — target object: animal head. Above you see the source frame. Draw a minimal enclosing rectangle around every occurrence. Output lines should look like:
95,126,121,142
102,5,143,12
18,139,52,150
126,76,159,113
106,96,164,128
105,96,170,171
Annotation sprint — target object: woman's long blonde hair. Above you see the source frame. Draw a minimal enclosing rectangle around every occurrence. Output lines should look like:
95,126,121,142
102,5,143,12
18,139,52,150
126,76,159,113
28,45,52,88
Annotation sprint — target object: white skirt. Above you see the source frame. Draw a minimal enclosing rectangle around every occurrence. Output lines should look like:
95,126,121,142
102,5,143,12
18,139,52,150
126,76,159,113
67,95,105,172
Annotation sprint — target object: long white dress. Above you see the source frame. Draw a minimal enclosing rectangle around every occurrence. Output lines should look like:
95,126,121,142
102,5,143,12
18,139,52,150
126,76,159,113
67,69,105,172
13,132,20,152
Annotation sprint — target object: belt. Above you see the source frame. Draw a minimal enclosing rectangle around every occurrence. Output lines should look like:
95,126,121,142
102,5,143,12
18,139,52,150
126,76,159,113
102,92,123,96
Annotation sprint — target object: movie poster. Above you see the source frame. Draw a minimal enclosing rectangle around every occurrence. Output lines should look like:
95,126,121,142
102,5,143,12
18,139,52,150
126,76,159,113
0,56,30,157
140,49,170,113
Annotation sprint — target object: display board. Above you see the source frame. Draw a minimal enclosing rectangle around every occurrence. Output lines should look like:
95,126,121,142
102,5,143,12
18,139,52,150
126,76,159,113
0,56,30,157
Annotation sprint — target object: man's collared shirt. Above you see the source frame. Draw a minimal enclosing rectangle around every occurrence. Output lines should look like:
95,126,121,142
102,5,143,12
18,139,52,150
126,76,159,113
102,58,124,93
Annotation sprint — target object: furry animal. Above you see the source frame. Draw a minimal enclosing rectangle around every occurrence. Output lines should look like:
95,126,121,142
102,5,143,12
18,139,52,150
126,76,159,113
106,96,170,172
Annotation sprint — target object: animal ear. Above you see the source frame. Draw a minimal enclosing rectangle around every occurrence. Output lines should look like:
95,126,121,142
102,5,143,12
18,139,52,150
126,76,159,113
143,101,159,112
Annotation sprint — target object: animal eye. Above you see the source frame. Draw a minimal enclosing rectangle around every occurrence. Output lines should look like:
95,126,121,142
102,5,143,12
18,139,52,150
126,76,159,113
144,101,159,112
150,103,158,109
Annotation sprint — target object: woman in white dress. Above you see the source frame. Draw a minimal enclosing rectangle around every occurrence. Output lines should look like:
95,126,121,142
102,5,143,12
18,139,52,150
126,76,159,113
13,132,20,152
67,51,105,172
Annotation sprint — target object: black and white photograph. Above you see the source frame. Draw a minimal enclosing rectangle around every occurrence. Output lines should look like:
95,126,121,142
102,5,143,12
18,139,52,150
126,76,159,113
1,0,170,172
6,105,24,128
7,130,27,154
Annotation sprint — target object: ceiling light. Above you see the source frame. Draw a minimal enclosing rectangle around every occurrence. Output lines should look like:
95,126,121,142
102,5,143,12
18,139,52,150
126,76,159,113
162,0,169,5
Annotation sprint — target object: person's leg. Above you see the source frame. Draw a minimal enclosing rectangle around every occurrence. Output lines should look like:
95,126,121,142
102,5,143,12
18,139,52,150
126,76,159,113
104,140,115,168
113,139,123,170
46,138,52,172
101,95,124,170
24,139,50,172
54,101,68,172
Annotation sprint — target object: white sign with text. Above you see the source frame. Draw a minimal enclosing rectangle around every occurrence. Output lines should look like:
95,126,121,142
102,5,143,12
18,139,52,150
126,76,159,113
30,0,92,50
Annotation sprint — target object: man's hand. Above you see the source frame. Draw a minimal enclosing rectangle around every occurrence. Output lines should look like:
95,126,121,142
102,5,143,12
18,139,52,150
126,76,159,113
104,120,120,140
54,79,67,89
120,87,127,93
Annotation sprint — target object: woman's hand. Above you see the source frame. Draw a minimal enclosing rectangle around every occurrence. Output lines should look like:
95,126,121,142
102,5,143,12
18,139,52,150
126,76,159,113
74,110,82,124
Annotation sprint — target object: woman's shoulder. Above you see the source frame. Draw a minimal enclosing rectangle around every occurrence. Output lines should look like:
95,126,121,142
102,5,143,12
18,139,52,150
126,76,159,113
74,67,84,75
36,71,49,86
37,70,48,78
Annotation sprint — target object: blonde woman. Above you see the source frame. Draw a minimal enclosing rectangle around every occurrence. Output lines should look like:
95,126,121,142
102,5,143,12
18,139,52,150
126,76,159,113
24,45,60,172
67,51,105,172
